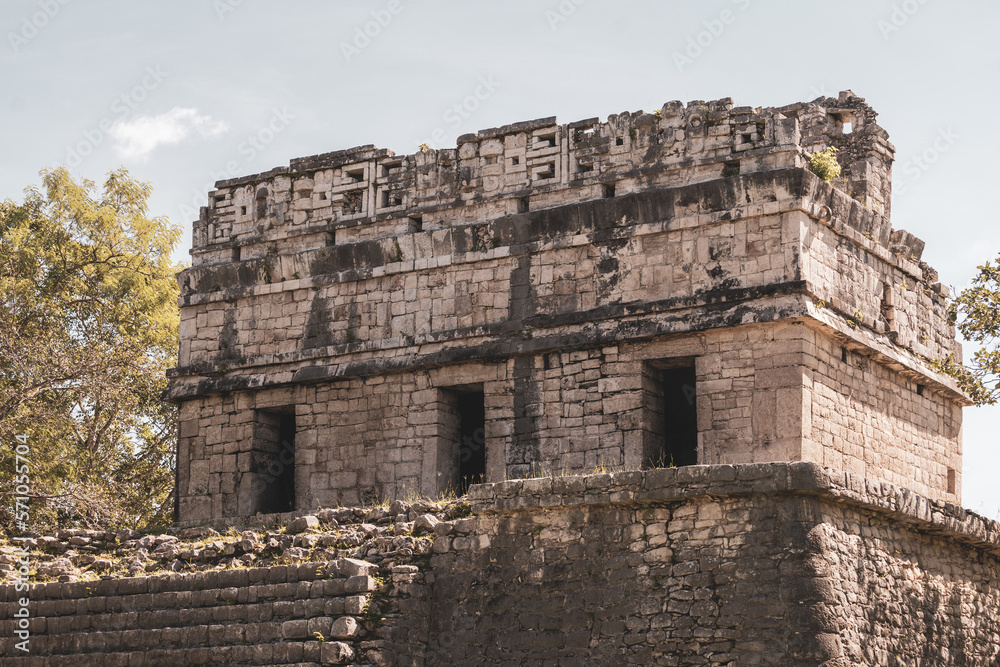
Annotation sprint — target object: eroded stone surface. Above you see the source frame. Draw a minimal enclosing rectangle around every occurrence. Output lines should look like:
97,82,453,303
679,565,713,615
3,464,1000,665
167,93,968,524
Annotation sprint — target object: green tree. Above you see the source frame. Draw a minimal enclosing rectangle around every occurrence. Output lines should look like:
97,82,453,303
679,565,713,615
0,167,182,533
935,257,1000,405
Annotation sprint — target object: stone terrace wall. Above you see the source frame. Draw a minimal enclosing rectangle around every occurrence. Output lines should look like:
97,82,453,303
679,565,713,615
6,464,1000,665
0,557,387,666
412,462,1000,666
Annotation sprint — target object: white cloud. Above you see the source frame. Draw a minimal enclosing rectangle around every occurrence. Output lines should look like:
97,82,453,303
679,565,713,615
109,107,229,161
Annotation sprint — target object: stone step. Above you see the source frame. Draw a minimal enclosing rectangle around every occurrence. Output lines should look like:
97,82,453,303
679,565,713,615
0,618,360,661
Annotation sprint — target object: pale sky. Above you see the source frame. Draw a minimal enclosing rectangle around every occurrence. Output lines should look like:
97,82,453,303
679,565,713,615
2,0,999,516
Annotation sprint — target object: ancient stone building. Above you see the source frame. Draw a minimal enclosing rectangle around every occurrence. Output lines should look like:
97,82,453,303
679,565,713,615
4,96,995,665
165,90,970,523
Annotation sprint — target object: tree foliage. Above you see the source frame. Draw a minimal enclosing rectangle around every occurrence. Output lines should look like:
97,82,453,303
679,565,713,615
933,256,1000,405
0,168,182,533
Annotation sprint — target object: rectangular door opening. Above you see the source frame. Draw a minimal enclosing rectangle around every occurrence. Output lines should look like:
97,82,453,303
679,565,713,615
643,362,698,468
457,390,486,494
437,386,486,496
252,408,296,514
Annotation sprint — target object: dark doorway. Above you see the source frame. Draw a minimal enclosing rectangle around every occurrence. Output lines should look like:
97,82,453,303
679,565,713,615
643,363,698,468
437,386,487,496
252,408,296,514
457,390,486,494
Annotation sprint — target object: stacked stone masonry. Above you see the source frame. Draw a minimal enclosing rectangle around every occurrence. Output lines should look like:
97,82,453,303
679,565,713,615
166,91,971,522
5,463,1000,665
0,557,380,665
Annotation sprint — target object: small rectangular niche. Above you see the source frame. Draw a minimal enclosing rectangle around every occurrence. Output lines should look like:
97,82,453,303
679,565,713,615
533,162,556,181
342,191,364,215
231,246,242,262
947,468,957,495
534,132,557,148
382,161,403,176
576,159,595,174
510,156,520,166
436,386,486,496
517,197,530,213
344,167,365,183
916,384,925,397
326,230,337,247
642,361,698,469
408,215,424,233
214,195,226,207
602,183,616,199
240,205,248,216
256,194,268,219
616,137,625,146
249,407,296,514
381,191,404,209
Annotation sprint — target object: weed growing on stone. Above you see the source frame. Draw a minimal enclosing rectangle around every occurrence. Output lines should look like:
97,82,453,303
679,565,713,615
449,501,473,519
808,146,842,183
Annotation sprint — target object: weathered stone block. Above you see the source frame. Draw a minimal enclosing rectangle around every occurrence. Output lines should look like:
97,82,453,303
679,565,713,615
329,615,360,640
321,640,356,664
345,575,376,594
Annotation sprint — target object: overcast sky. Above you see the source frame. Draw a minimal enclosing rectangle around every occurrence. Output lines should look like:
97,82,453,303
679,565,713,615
2,0,998,516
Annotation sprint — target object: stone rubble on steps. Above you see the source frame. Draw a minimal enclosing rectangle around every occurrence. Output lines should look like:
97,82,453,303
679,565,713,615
0,498,472,585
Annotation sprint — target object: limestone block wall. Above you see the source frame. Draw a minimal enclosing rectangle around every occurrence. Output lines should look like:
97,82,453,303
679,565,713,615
169,168,957,398
174,173,806,374
417,462,1000,666
9,464,1000,666
176,316,962,522
424,473,812,665
191,92,890,268
187,92,896,270
806,328,963,498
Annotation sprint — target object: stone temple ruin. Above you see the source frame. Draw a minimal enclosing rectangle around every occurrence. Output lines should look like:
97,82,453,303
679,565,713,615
9,93,1000,667
166,90,970,522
